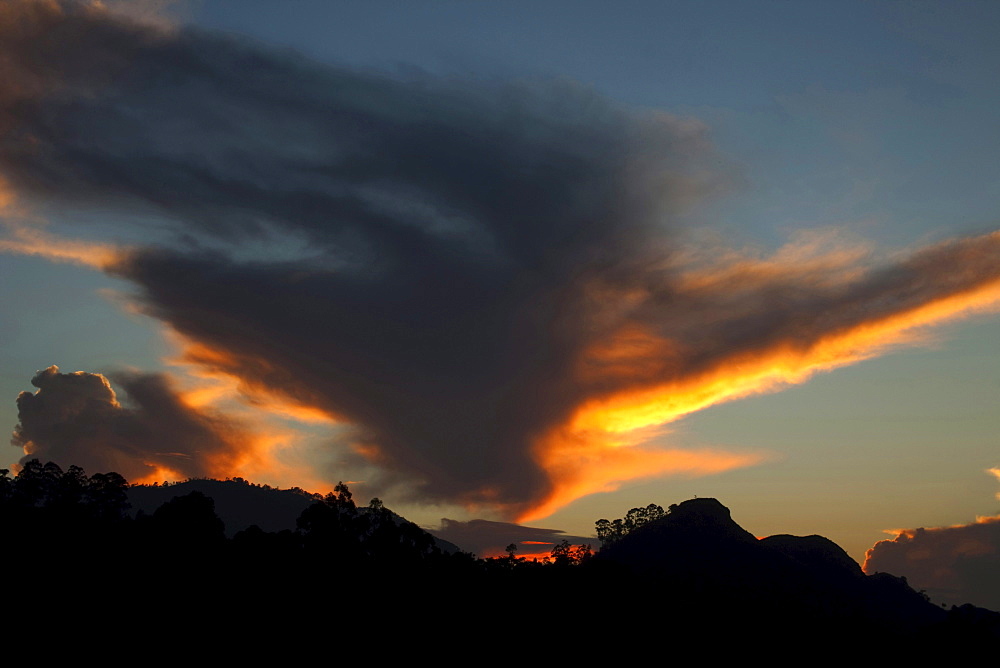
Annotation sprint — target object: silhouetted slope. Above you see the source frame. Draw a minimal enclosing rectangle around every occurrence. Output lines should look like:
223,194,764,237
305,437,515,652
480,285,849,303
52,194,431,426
6,465,998,652
596,497,797,597
128,478,462,553
128,479,318,535
597,498,760,574
760,533,863,582
593,497,954,644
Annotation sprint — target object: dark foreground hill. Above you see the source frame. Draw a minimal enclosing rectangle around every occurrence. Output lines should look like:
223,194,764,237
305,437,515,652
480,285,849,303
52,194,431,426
593,498,960,642
3,462,997,654
128,478,319,535
127,478,463,552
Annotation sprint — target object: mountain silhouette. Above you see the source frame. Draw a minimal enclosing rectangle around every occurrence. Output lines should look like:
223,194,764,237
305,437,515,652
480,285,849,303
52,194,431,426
5,463,998,652
128,479,319,535
127,478,462,552
760,533,863,582
589,497,987,648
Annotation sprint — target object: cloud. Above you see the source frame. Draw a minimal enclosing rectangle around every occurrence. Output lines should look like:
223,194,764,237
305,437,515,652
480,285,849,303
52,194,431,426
4,1,1000,519
431,518,593,559
863,513,1000,611
12,365,249,482
863,467,1000,611
0,221,123,268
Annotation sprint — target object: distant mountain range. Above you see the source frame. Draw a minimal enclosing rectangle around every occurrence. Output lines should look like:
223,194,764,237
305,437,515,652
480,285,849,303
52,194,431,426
126,480,998,638
127,478,463,553
1,465,977,651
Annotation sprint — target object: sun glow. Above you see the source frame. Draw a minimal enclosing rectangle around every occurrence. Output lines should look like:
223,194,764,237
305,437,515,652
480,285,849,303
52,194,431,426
155,332,339,493
132,463,186,486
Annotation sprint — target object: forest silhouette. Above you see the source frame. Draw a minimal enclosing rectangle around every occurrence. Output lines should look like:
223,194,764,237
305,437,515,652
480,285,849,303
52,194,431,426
3,459,997,652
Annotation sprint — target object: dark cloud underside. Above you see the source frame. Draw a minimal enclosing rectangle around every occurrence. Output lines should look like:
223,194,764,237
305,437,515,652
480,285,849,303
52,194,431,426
13,366,243,481
4,1,1000,517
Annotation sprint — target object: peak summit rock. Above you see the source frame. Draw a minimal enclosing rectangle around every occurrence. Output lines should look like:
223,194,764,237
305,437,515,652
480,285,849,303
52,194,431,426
596,498,761,576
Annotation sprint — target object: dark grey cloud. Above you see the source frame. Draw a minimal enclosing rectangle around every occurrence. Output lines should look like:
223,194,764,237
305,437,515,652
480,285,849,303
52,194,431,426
4,2,1000,518
431,518,593,558
864,516,1000,611
0,1,725,512
12,365,245,481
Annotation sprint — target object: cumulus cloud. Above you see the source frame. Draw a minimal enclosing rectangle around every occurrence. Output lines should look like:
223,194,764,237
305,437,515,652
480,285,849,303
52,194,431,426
863,514,1000,611
864,467,1000,611
4,1,1000,519
12,365,248,482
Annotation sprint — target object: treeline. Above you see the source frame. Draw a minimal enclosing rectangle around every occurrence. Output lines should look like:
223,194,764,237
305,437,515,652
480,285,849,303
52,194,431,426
1,459,129,520
2,459,604,644
5,460,995,653
1,460,591,576
594,502,671,546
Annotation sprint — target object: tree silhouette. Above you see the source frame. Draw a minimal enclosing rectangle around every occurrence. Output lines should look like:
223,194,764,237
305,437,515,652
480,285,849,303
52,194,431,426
549,540,592,566
595,503,667,547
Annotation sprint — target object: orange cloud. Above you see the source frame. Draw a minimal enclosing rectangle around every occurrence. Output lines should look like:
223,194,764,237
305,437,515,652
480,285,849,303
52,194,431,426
114,229,1000,520
0,177,15,211
521,232,1000,521
524,429,764,523
6,2,1000,523
166,334,340,426
155,334,340,492
9,224,1000,523
572,277,1000,436
0,223,124,269
0,223,332,490
989,467,1000,501
131,462,186,486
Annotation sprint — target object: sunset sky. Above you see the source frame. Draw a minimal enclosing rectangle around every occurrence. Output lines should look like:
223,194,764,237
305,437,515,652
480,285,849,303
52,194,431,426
2,0,1000,563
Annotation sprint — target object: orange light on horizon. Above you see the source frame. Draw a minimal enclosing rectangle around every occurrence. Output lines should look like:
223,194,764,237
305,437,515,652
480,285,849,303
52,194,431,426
477,544,589,561
132,463,186,486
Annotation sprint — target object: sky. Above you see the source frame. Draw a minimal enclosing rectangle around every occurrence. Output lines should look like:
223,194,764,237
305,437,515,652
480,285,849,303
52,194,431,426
2,0,1000,566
